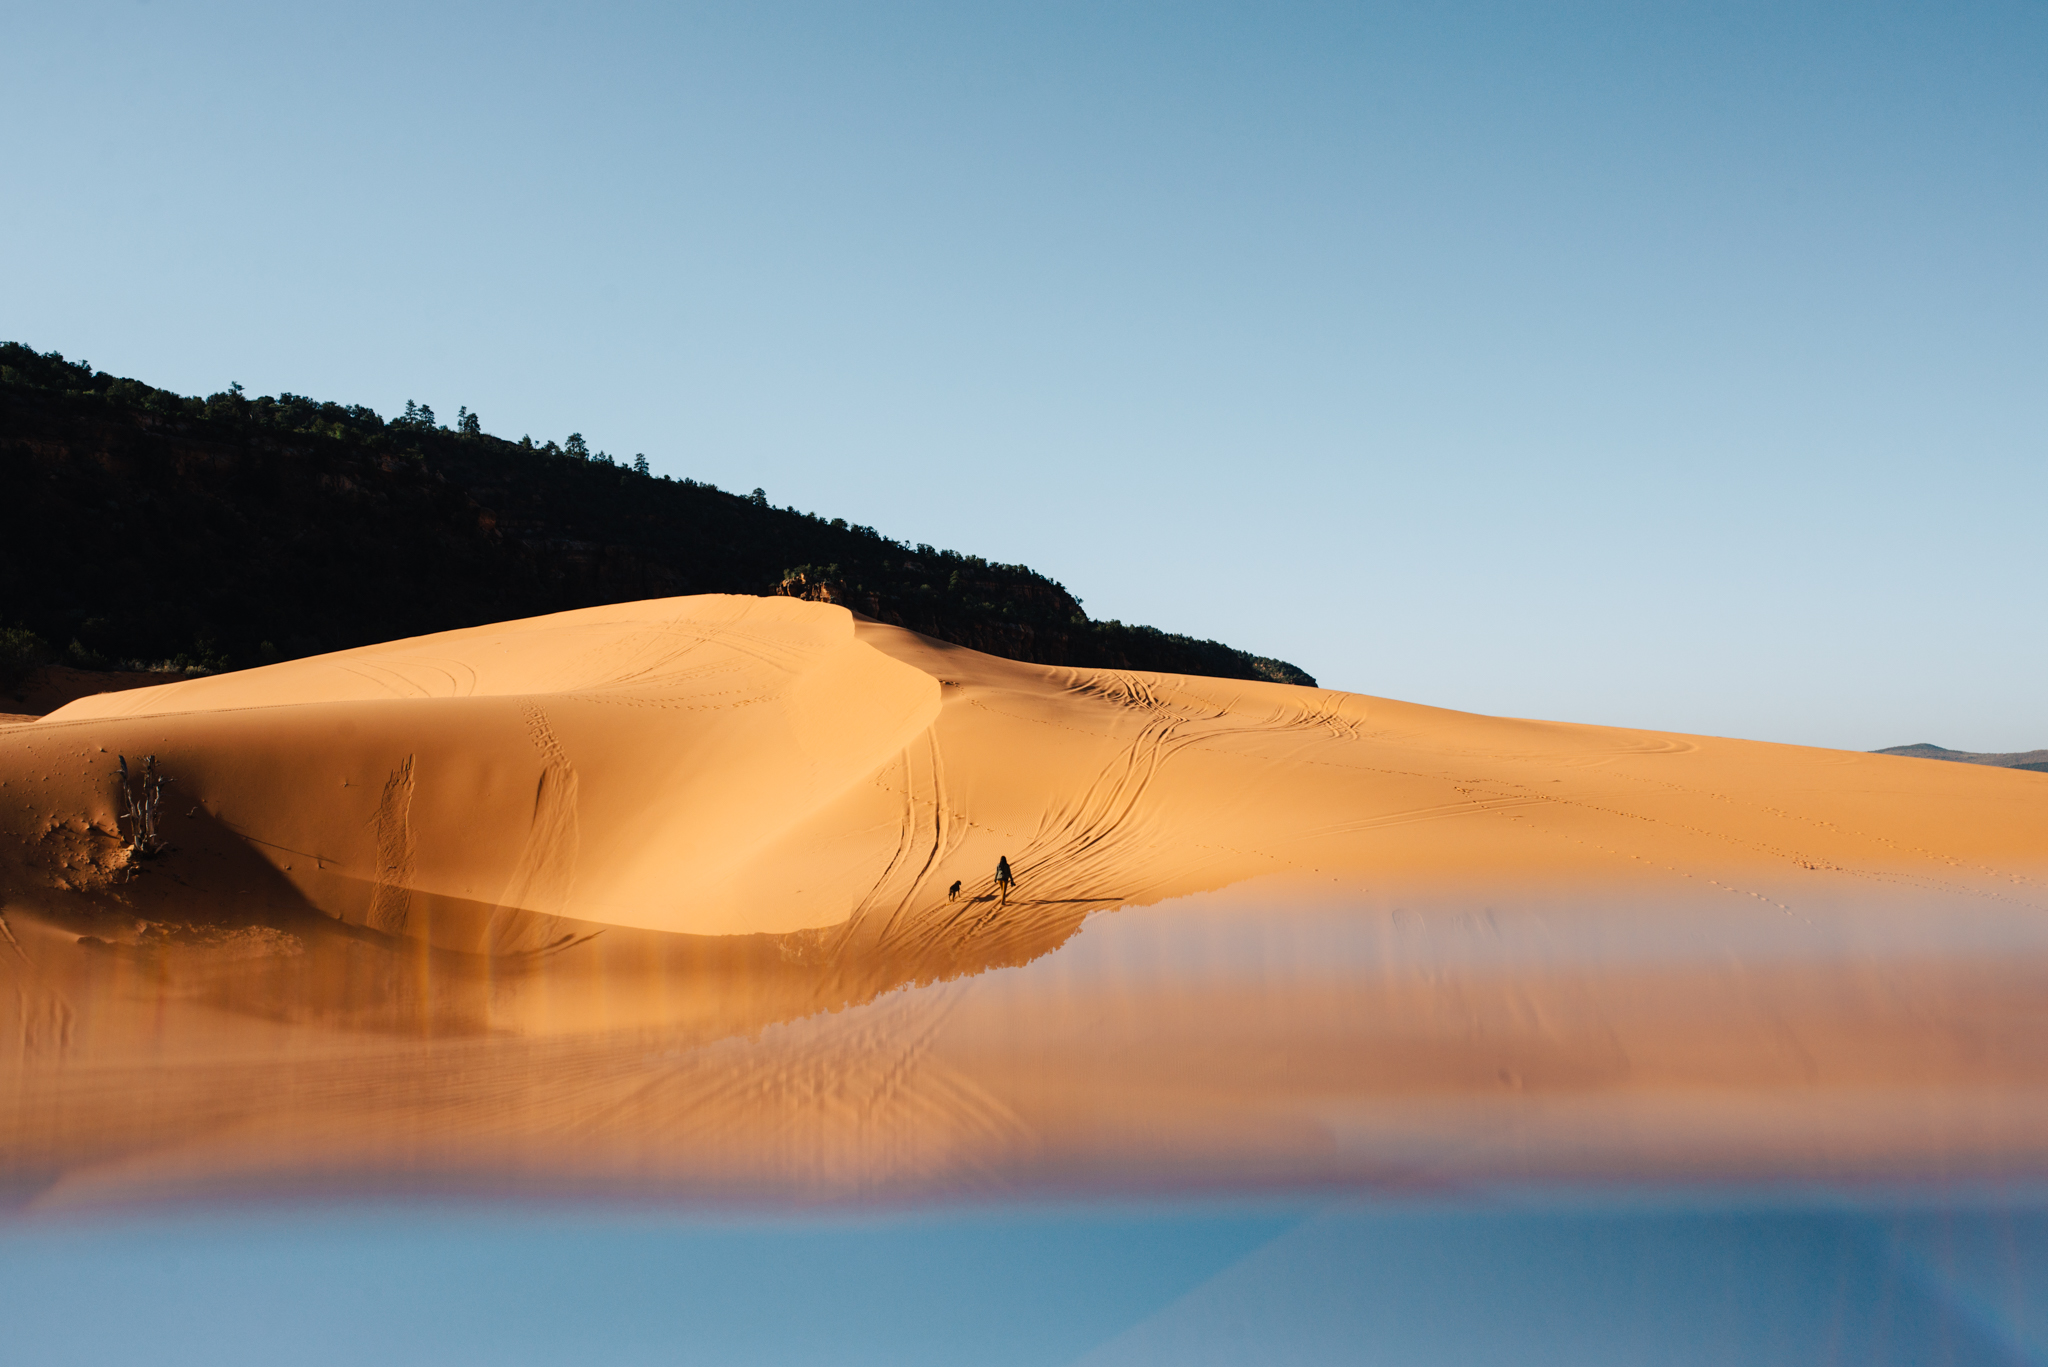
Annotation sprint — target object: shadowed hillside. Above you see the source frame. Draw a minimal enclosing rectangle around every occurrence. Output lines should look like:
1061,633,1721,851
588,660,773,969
0,342,1312,687
1874,743,2048,773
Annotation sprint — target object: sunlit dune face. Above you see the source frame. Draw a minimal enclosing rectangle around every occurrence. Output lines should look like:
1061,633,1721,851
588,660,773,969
2,594,2045,1211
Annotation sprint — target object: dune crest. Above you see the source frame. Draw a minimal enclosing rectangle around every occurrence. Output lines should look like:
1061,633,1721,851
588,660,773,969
32,595,942,940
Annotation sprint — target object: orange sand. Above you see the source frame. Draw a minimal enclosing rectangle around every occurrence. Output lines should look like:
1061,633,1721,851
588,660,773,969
1,594,2045,1208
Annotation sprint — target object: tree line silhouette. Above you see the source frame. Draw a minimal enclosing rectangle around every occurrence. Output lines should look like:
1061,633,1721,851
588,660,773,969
0,342,1315,689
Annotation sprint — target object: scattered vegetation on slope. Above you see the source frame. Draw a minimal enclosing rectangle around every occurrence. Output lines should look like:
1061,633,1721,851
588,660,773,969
0,343,1313,686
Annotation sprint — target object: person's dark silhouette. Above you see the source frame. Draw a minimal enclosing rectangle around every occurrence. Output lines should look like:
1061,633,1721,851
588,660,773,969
947,879,962,902
994,855,1015,906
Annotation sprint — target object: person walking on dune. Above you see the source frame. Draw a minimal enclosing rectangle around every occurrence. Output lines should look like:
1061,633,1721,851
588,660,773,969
948,879,962,902
994,855,1015,906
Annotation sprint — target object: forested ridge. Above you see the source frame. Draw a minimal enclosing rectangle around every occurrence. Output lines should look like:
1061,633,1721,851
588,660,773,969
0,343,1313,689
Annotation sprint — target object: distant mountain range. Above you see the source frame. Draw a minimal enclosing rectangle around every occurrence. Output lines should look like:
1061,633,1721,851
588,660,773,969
1873,744,2048,774
0,342,1313,687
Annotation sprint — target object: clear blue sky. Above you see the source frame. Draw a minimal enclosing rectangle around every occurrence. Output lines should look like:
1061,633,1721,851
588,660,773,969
1,1200,2038,1364
5,1,2042,750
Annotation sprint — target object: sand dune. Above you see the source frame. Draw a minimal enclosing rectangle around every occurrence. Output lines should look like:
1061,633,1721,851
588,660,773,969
2,594,2046,1207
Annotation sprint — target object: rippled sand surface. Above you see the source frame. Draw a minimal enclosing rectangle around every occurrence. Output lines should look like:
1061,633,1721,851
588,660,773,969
3,595,2045,1211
